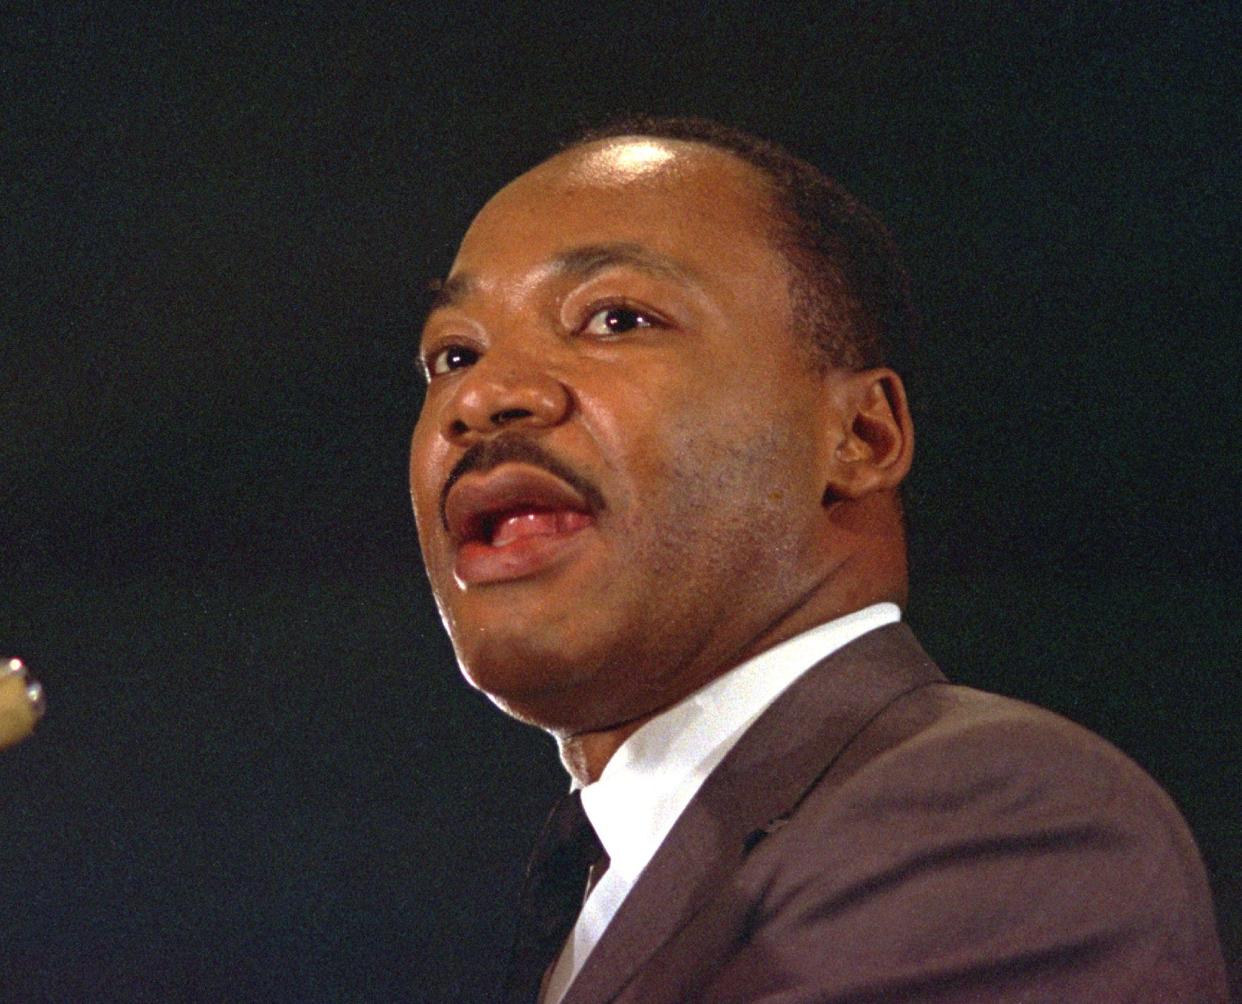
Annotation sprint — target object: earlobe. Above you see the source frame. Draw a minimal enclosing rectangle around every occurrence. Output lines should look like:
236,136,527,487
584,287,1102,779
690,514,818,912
822,369,914,503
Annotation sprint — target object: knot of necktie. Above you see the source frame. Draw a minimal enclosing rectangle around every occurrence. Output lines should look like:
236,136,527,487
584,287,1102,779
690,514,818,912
501,789,604,1003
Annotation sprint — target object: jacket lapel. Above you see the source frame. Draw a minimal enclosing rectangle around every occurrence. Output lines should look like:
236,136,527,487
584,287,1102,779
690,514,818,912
562,622,945,1004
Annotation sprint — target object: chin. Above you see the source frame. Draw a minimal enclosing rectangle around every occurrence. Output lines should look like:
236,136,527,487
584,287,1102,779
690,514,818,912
454,634,617,733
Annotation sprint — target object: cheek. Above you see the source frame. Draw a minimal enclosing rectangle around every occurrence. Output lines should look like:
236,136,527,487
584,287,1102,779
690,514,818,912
582,380,700,518
647,393,819,543
591,386,784,550
408,418,447,545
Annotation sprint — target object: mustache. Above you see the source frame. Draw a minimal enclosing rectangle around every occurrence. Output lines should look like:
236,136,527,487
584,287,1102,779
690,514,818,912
439,435,608,532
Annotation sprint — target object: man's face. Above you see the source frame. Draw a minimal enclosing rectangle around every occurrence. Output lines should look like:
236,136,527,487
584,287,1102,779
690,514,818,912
410,139,836,734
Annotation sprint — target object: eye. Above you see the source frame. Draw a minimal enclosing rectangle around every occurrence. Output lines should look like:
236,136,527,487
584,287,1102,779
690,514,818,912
425,344,480,377
581,305,659,337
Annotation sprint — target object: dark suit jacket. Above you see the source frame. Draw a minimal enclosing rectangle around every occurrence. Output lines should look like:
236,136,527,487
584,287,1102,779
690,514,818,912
555,623,1226,1003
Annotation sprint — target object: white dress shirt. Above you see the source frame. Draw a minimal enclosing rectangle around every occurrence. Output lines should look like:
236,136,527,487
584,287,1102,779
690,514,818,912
541,602,902,1003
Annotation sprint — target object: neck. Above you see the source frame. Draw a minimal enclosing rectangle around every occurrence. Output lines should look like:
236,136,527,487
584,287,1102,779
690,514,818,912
558,717,650,786
558,494,909,787
557,591,905,788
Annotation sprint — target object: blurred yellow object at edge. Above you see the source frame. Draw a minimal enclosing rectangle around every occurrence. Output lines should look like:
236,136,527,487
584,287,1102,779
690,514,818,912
0,658,44,750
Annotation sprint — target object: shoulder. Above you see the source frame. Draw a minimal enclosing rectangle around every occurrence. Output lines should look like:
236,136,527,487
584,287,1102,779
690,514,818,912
830,682,1185,832
734,682,1227,1001
799,681,1217,934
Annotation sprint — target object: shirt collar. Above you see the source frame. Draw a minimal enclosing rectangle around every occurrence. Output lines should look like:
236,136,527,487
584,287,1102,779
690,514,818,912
579,603,901,882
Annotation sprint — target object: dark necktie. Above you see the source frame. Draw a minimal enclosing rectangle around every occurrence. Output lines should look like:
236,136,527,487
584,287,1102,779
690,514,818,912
501,789,604,1003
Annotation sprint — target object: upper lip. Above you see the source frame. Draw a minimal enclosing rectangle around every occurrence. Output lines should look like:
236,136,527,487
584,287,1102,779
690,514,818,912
443,464,595,546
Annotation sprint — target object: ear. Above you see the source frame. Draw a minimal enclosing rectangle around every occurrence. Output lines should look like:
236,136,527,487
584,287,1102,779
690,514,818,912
821,368,914,503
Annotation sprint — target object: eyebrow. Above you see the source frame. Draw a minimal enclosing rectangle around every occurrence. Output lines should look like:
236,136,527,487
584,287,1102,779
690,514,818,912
426,273,475,313
425,241,699,314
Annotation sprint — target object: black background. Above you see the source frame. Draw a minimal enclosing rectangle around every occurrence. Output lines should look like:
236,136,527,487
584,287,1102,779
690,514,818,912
3,3,1238,1001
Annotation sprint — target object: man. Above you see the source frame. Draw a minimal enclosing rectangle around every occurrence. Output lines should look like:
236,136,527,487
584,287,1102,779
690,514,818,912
408,117,1226,1002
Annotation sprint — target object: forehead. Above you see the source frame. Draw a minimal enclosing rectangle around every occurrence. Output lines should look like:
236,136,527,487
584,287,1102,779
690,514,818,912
447,139,784,291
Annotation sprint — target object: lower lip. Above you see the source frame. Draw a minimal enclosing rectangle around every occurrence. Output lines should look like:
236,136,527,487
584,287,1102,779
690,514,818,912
453,522,595,586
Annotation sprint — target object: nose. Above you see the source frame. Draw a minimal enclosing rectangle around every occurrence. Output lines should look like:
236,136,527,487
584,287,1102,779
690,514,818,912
441,350,571,441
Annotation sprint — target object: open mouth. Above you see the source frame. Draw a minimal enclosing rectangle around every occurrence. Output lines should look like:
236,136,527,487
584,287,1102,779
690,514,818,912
469,507,595,548
443,464,601,584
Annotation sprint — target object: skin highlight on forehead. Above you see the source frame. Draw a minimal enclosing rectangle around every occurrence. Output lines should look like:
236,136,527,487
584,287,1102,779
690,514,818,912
513,137,778,230
550,138,680,184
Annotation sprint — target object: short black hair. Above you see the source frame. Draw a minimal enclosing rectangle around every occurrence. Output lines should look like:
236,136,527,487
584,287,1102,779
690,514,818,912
567,115,917,373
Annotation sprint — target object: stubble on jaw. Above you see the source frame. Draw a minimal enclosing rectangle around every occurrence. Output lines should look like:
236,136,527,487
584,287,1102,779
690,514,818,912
460,419,825,736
